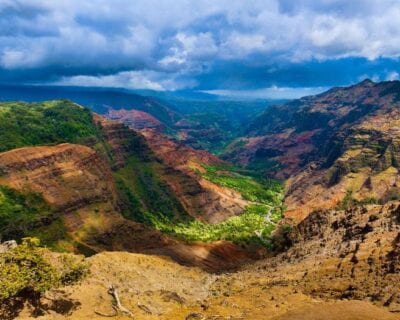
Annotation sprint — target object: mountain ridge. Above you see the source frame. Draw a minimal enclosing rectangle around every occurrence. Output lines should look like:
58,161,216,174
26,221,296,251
224,79,400,221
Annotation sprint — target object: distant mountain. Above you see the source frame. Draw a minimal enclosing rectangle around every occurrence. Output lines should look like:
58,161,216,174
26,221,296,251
224,79,400,220
0,84,180,127
0,84,280,153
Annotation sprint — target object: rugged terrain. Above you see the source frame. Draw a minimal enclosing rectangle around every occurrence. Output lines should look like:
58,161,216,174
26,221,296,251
226,79,400,221
139,128,248,223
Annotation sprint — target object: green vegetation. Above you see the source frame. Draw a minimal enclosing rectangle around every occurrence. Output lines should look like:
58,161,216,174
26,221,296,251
114,155,187,224
0,186,54,240
0,185,72,252
268,223,294,251
165,99,270,154
0,238,87,301
0,100,100,152
202,164,283,205
27,218,72,252
150,204,283,246
247,157,284,174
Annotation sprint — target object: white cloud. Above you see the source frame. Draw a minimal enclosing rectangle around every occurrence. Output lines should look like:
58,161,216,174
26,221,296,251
0,48,46,69
159,32,218,68
203,86,328,100
56,70,195,91
386,71,399,81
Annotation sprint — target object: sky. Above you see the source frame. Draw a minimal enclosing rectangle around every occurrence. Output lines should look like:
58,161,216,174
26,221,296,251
1,0,400,99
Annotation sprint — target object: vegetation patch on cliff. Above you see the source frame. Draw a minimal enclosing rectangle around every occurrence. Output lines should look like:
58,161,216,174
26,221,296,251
0,186,54,240
113,155,188,223
0,100,100,152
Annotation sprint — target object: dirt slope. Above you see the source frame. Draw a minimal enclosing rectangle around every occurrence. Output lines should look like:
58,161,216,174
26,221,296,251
15,247,399,320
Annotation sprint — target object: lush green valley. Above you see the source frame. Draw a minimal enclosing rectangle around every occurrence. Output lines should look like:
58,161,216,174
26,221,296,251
165,99,270,153
126,163,284,246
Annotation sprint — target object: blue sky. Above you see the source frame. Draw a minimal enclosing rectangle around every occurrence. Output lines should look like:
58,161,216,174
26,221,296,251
1,0,400,99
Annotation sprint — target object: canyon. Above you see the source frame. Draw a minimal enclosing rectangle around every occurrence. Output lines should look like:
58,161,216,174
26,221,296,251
0,80,400,319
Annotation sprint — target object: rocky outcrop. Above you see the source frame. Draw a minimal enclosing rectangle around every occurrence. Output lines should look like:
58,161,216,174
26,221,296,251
0,240,17,253
242,201,400,312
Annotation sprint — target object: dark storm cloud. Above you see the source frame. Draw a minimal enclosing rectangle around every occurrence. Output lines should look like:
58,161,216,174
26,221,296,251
1,0,400,96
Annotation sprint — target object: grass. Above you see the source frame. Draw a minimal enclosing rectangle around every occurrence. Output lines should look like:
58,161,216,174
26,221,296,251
150,204,283,246
0,186,54,240
202,164,283,205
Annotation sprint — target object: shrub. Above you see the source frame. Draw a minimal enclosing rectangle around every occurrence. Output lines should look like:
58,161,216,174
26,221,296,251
0,238,88,301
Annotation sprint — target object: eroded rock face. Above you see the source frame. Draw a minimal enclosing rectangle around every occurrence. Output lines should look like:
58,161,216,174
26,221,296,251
94,115,249,223
140,128,225,169
0,143,117,212
0,141,173,253
93,113,151,169
140,128,249,223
